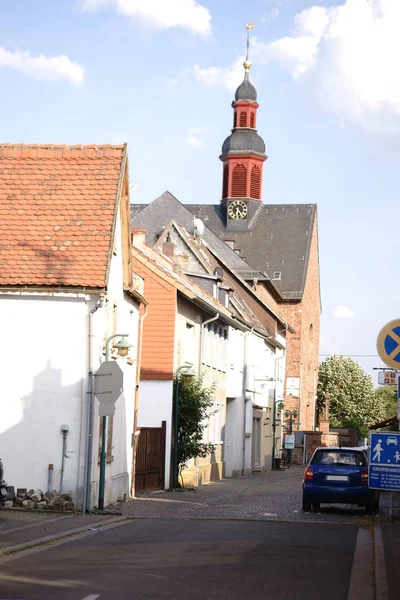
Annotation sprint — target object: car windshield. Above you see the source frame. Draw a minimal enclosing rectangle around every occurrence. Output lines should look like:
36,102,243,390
311,450,366,467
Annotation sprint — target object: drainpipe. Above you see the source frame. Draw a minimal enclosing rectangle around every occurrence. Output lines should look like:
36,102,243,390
83,297,104,513
198,313,219,374
298,362,302,431
241,331,251,475
59,424,69,495
131,305,148,497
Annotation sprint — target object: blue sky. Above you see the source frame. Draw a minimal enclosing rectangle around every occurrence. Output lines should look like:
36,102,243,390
1,0,399,383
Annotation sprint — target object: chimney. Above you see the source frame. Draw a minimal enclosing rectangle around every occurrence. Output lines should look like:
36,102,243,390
131,228,146,248
162,233,174,258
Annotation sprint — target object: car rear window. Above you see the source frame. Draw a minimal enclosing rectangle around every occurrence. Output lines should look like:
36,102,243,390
311,450,366,466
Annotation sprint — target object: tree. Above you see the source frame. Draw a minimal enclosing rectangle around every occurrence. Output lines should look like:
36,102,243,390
174,374,216,485
374,386,397,421
317,355,386,429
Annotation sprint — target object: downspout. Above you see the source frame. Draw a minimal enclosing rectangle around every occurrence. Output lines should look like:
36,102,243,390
131,304,148,497
298,362,302,431
83,297,104,513
242,331,251,475
198,313,219,374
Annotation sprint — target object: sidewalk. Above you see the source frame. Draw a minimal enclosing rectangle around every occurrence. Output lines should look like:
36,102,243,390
115,466,375,524
0,509,125,556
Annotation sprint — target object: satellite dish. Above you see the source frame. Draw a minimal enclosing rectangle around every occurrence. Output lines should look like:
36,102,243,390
214,267,224,281
193,218,205,238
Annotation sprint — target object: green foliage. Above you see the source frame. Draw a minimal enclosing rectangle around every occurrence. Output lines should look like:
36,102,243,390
317,355,387,429
174,374,216,481
374,386,397,421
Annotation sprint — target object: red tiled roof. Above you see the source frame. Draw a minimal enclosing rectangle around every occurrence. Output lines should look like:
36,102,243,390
0,144,126,288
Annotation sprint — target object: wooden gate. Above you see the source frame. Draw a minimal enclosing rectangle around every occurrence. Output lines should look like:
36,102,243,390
135,422,166,493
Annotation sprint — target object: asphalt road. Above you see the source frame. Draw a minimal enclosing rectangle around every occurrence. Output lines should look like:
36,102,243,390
0,518,359,600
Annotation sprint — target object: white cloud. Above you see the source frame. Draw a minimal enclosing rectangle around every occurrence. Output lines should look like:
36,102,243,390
333,305,355,318
185,136,203,147
185,0,400,134
192,56,245,91
188,126,205,135
0,47,84,86
263,0,400,134
80,0,211,36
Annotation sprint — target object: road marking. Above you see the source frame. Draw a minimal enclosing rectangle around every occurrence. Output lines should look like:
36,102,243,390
82,595,100,600
347,527,374,600
374,524,389,600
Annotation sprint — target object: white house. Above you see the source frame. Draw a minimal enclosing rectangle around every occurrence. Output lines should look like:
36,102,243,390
0,143,145,510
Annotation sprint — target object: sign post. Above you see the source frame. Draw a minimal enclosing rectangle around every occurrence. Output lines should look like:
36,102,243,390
94,360,124,510
369,431,400,520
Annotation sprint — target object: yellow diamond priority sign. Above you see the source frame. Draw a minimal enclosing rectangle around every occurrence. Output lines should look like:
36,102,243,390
377,319,400,369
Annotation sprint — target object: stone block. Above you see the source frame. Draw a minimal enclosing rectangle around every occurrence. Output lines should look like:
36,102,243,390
51,490,59,499
15,497,23,506
50,496,66,507
22,499,29,507
43,493,51,503
6,486,15,500
3,500,13,508
17,488,27,498
31,492,42,503
63,501,74,511
27,489,35,498
25,500,35,509
36,501,47,508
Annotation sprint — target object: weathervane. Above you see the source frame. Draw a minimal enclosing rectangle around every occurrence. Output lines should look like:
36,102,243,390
244,22,254,74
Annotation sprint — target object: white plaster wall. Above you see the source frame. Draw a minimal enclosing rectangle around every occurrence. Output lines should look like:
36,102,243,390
0,294,88,499
137,380,173,488
226,328,244,398
88,201,140,508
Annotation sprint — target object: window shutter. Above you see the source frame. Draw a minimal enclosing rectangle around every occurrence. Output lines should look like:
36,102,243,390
250,165,261,199
231,164,247,197
239,111,247,127
223,164,229,198
250,112,255,128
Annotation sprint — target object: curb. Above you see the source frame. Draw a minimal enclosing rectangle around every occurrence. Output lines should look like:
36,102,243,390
0,516,126,558
374,524,389,600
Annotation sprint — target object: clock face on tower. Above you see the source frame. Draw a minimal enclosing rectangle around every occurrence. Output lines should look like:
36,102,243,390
228,199,248,220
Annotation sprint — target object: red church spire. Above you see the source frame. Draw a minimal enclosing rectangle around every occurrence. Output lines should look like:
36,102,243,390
220,25,267,205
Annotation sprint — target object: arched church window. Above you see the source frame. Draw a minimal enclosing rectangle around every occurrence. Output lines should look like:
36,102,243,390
232,164,247,197
222,164,229,199
250,165,261,199
239,111,247,127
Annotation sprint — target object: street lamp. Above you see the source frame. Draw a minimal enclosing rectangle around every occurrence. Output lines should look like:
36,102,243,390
272,399,285,470
173,364,195,489
284,409,298,467
98,333,132,511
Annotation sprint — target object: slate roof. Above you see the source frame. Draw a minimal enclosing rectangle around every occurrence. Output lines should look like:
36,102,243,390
131,192,316,299
0,143,126,289
131,191,263,278
187,203,317,299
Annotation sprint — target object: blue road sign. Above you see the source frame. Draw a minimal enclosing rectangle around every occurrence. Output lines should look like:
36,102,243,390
369,432,400,491
377,319,400,369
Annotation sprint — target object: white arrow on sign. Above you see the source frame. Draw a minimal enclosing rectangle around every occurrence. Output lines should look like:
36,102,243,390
94,360,124,417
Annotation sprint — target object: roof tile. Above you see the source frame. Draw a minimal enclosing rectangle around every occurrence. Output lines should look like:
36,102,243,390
0,143,126,288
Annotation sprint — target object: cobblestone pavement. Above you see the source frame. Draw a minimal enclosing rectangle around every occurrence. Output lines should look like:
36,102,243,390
115,466,389,524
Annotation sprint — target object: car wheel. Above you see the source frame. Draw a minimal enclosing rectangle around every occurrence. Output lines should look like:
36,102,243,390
302,496,312,512
312,502,320,510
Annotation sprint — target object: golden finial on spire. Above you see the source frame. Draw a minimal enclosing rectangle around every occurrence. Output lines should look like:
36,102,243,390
244,23,254,75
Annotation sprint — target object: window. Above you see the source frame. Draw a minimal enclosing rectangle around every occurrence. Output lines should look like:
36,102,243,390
250,112,255,128
232,164,247,197
239,111,247,127
250,165,261,199
233,111,238,128
222,164,229,199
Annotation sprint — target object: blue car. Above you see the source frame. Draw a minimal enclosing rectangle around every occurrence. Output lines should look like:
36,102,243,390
302,447,379,513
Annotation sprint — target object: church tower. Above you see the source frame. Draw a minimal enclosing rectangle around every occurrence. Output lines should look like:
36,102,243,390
220,26,267,229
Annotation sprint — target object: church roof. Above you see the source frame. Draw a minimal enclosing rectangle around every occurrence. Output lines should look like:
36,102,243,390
235,76,257,102
185,203,317,299
131,192,317,300
222,129,266,156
